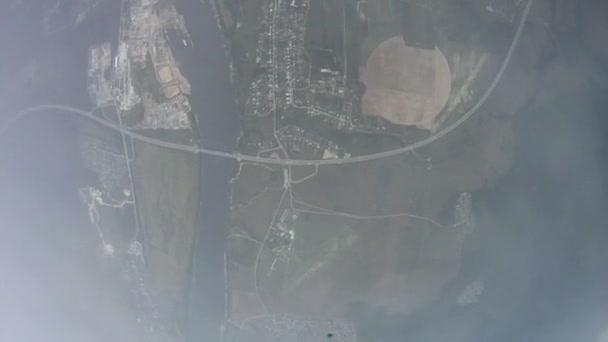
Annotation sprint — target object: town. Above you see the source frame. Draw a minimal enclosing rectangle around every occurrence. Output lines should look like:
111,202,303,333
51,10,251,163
238,0,401,158
87,0,193,131
82,0,196,249
81,1,198,332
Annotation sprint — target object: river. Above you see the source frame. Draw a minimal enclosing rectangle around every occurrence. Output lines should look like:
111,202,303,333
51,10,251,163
170,0,241,341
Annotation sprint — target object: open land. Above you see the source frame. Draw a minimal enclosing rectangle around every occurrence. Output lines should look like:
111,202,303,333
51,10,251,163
34,0,589,339
226,108,512,325
76,0,556,339
132,140,200,296
360,36,452,130
77,0,205,334
34,0,592,339
210,0,534,339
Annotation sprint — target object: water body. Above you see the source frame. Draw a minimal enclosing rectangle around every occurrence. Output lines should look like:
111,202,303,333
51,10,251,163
171,0,241,341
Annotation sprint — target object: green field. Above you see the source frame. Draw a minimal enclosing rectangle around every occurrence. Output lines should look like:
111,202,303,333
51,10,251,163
227,0,265,108
227,233,260,268
256,215,355,296
359,0,401,64
132,140,201,294
305,0,401,76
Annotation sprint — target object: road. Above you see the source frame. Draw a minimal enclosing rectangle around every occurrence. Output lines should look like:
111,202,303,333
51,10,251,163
2,0,533,167
114,0,142,245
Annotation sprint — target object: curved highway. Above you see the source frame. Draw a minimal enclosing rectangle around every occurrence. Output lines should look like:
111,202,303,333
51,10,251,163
2,0,533,167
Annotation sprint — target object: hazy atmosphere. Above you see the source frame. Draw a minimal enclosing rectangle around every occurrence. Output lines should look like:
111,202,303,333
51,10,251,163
1,0,608,341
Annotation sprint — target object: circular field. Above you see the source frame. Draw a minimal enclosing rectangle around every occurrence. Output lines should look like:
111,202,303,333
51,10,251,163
360,36,452,131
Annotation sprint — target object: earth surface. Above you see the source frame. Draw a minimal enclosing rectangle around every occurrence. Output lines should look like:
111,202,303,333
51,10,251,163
2,1,608,342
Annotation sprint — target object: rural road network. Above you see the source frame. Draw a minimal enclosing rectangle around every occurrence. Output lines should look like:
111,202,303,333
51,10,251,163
2,0,533,167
